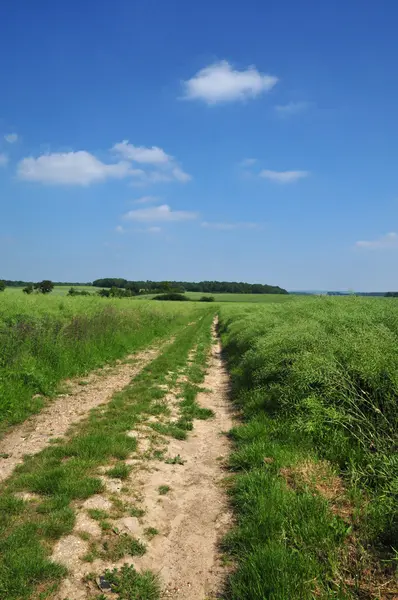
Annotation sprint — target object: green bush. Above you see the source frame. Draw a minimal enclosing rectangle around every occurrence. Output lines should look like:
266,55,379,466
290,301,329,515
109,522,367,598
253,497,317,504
153,293,190,301
199,295,215,302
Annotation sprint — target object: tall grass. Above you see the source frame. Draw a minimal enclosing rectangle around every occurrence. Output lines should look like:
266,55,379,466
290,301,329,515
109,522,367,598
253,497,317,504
0,294,200,428
220,296,398,598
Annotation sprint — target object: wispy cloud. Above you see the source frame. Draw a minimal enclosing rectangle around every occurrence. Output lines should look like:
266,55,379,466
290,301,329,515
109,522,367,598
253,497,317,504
240,158,258,167
112,141,170,164
124,204,198,223
133,195,160,204
260,169,309,183
201,221,259,230
275,101,311,116
113,140,191,183
4,133,18,144
356,232,398,249
182,60,278,105
115,225,125,234
148,226,161,233
0,153,8,167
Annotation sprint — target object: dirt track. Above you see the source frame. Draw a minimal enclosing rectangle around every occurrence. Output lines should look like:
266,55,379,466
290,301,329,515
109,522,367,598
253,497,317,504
53,320,233,600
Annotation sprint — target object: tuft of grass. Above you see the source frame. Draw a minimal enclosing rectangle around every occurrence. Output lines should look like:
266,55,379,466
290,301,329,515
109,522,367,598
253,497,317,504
102,534,146,561
130,506,145,518
158,485,170,495
149,422,187,440
103,564,160,600
106,462,132,480
87,509,110,521
144,527,159,539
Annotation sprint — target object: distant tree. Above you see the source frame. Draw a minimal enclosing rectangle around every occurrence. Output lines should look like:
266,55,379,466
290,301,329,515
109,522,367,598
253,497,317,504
97,288,111,297
0,280,5,292
23,284,34,294
34,280,54,294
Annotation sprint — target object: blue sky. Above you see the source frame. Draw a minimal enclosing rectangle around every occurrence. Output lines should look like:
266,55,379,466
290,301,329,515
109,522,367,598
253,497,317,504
1,0,398,291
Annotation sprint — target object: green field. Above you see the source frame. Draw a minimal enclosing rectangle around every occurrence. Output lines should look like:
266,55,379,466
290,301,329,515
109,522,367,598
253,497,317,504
0,291,397,598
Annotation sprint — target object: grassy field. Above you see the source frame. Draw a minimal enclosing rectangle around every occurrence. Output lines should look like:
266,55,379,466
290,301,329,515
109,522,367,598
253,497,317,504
5,288,293,302
219,296,398,598
2,290,397,598
0,293,203,429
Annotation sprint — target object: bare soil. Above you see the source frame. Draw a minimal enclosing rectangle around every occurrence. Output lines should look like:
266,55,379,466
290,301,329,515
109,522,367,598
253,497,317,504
52,321,234,600
0,344,165,483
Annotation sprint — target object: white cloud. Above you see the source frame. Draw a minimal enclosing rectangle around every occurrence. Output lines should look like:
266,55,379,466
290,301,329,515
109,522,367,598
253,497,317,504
240,158,258,167
148,226,161,233
356,232,398,250
115,225,125,234
4,133,18,144
113,140,170,164
201,221,259,230
17,151,131,185
0,153,8,167
260,169,309,183
133,195,160,204
124,204,198,223
275,101,311,116
182,60,278,104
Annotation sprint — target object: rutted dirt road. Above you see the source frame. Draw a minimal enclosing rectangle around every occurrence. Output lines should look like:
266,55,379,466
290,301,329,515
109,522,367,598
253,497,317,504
53,319,234,600
0,343,167,483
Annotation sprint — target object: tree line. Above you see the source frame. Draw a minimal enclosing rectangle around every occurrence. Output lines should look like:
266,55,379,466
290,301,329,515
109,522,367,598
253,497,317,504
92,279,288,295
0,278,288,296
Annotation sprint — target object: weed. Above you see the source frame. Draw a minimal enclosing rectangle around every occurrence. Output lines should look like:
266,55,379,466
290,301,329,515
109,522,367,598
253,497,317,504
130,506,145,518
158,485,170,495
165,454,186,465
